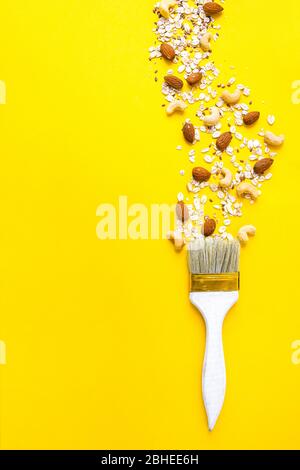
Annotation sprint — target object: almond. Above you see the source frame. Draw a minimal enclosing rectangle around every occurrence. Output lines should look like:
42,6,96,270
186,72,202,85
253,158,274,175
160,43,176,61
243,111,260,125
176,202,189,223
182,122,195,143
216,132,232,152
203,2,224,15
192,166,211,182
203,218,216,237
164,75,183,90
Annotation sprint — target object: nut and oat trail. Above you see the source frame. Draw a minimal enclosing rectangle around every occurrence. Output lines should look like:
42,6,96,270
149,1,284,248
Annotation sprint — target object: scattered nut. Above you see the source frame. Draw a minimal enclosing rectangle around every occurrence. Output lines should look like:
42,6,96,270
159,0,177,19
243,111,260,125
202,106,220,126
192,166,211,182
200,32,213,52
216,132,232,151
186,72,202,85
182,122,195,143
164,75,183,90
237,225,256,244
166,100,187,115
219,168,232,188
221,89,241,105
203,2,224,15
176,201,189,223
160,42,176,60
236,182,259,201
264,131,284,147
167,231,185,252
253,158,273,175
203,217,216,237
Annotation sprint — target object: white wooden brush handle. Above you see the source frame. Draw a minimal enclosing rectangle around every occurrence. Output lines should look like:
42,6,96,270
190,291,238,431
202,308,226,432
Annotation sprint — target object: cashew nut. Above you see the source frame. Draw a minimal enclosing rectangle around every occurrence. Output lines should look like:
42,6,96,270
221,88,241,105
264,131,284,147
202,106,220,126
236,182,259,201
159,0,177,18
166,100,187,115
200,32,213,52
219,168,232,188
167,231,185,252
237,225,256,244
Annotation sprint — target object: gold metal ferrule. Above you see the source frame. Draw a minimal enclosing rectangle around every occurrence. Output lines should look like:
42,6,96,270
190,272,240,292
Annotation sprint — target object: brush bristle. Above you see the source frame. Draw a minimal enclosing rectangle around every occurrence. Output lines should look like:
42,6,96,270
188,237,240,274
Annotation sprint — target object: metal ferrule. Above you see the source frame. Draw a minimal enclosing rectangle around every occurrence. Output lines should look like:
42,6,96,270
190,272,240,292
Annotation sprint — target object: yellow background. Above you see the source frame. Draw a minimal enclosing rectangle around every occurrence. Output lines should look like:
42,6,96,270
0,0,300,450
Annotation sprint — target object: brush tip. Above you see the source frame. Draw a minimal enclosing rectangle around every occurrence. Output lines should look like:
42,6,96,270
188,236,240,274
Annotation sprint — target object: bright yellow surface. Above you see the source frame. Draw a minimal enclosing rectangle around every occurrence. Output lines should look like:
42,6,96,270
0,0,300,450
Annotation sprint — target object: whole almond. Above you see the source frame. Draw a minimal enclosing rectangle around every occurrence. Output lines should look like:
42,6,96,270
216,132,232,152
243,111,260,125
192,166,211,182
182,122,195,143
203,218,216,237
253,158,274,175
176,202,189,223
160,43,176,61
203,2,224,15
164,75,183,90
186,72,202,86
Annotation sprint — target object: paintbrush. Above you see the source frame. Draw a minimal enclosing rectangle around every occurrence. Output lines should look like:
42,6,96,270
188,237,240,431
